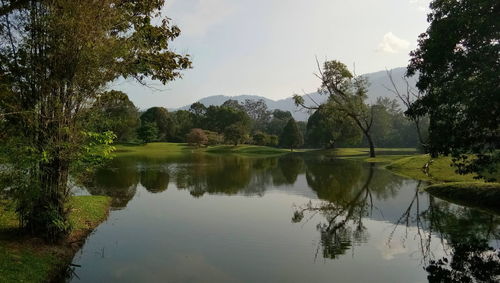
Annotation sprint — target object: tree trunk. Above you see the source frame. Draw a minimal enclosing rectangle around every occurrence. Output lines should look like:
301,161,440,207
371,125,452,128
365,132,376,158
25,158,70,241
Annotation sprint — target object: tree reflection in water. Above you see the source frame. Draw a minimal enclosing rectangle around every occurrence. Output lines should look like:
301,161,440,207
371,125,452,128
294,161,500,281
80,153,500,281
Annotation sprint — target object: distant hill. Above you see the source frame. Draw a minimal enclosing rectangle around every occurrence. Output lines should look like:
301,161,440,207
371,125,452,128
175,67,416,121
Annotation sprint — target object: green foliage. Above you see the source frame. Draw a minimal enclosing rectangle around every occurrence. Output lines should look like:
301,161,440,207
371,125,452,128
266,109,293,136
252,132,279,147
407,0,499,178
0,0,190,240
204,130,225,146
295,60,376,156
224,123,249,146
137,121,160,143
140,107,175,141
87,90,140,143
280,118,303,151
306,103,362,148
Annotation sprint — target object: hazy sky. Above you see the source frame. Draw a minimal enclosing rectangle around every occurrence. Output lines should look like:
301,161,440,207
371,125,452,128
112,0,431,109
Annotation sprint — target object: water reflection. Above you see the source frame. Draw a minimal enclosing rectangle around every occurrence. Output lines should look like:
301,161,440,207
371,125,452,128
77,153,500,282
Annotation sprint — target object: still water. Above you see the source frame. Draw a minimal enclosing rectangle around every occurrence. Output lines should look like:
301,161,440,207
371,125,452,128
69,153,500,283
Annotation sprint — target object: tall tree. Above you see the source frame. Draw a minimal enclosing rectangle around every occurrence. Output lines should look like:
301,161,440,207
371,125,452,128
280,118,303,151
140,107,175,141
306,103,362,148
242,99,271,131
0,0,191,240
87,90,140,142
224,122,248,146
295,60,377,157
406,0,499,178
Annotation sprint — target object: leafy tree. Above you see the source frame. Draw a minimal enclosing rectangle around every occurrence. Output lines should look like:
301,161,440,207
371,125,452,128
172,110,195,142
88,90,140,142
186,128,208,147
280,118,303,151
137,122,160,143
407,0,499,178
243,99,271,131
205,105,251,134
224,123,249,146
204,130,224,146
0,0,190,239
295,60,377,157
221,99,245,111
253,132,267,146
307,103,362,148
140,107,175,141
266,109,293,136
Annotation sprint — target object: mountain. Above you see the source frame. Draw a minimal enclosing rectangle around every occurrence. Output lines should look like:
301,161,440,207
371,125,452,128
175,67,416,121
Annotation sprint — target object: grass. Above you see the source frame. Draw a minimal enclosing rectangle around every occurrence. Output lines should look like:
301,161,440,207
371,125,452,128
329,148,500,213
425,182,500,214
205,145,290,155
0,196,111,283
385,154,479,183
114,142,293,157
114,142,194,157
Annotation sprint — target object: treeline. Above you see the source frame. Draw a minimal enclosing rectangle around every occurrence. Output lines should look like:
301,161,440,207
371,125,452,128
90,92,305,149
92,90,424,150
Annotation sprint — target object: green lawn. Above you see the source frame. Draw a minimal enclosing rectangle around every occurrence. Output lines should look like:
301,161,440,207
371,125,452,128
114,142,292,157
0,196,111,283
385,154,479,183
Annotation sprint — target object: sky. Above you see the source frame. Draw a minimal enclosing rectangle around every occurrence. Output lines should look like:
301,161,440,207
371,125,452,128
111,0,431,109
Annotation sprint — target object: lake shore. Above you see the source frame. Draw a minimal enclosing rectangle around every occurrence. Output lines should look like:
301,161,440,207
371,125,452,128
328,148,500,213
0,196,111,283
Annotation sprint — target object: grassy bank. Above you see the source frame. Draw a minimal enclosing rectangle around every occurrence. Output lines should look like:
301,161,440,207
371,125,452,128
426,182,500,214
0,196,111,283
114,142,290,157
333,149,500,213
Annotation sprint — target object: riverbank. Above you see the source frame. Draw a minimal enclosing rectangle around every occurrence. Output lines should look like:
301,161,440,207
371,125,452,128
114,142,290,157
0,196,111,283
330,148,500,213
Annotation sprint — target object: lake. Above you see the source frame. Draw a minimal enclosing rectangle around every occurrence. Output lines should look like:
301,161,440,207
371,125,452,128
68,153,500,282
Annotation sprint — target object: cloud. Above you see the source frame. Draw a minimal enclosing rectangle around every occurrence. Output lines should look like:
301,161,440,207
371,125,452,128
376,32,410,54
172,0,234,38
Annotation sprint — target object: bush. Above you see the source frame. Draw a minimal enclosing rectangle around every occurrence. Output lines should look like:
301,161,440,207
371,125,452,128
204,130,224,146
186,128,208,147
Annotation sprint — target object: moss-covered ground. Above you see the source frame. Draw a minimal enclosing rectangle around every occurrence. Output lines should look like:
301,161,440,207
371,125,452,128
0,196,111,283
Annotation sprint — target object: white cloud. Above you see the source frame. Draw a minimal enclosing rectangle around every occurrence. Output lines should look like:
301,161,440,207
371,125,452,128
376,32,411,54
172,0,234,38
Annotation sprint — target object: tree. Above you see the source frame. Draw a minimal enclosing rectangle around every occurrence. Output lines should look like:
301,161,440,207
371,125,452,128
294,60,377,157
221,99,245,111
186,128,208,147
224,123,248,146
140,107,175,141
137,122,160,143
0,0,190,240
280,118,303,151
406,0,499,178
205,105,251,134
306,103,362,148
266,109,293,136
88,90,140,142
172,110,195,142
385,70,428,150
243,99,271,131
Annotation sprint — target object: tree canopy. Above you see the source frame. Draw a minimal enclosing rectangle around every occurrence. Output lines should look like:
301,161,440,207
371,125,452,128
407,0,499,178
